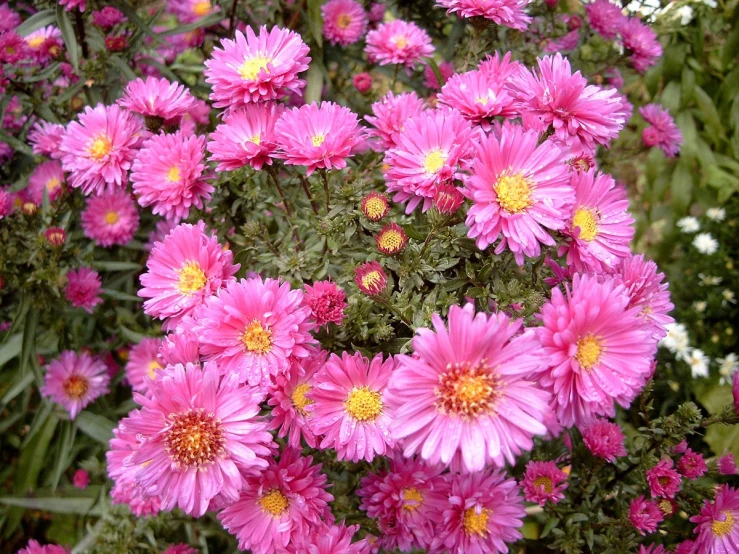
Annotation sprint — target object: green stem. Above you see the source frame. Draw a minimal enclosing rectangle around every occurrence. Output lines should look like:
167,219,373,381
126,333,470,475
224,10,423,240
267,167,293,217
320,169,331,213
299,175,320,215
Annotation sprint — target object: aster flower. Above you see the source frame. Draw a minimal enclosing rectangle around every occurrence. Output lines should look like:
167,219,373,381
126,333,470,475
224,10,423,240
543,29,581,53
620,18,663,73
158,327,201,367
92,7,125,29
354,261,388,296
585,0,626,39
690,485,739,551
110,480,161,517
0,31,27,64
291,523,371,554
322,0,368,46
536,274,655,427
72,469,90,489
27,122,65,160
124,362,275,517
384,108,475,214
65,267,103,313
204,26,311,109
678,448,708,480
646,458,682,498
162,545,197,554
303,280,347,329
436,0,532,31
59,103,144,196
41,350,110,420
639,545,668,554
674,541,697,554
388,304,552,471
168,0,219,23
462,124,573,264
706,207,726,222
581,419,627,462
522,461,568,506
45,227,67,247
81,191,140,247
360,191,390,221
432,469,525,554
719,454,737,476
308,351,395,462
353,72,372,93
734,371,739,417
138,221,239,329
424,59,455,90
16,540,69,554
693,232,718,254
639,104,682,157
145,219,177,251
434,184,465,214
218,448,334,554
207,103,282,172
59,0,85,11
0,5,22,34
273,102,365,176
27,160,65,204
118,77,196,125
365,20,434,68
125,337,164,394
365,91,427,150
376,223,408,255
193,276,314,389
23,26,62,64
629,495,664,535
438,69,517,128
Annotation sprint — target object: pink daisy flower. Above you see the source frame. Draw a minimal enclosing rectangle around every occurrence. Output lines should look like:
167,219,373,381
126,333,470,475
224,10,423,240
690,485,739,551
168,0,219,23
462,124,573,264
585,0,626,39
365,91,426,150
353,72,372,93
581,419,627,462
384,108,475,214
387,304,552,472
92,7,125,29
118,77,196,124
322,0,368,46
432,469,525,554
27,160,65,204
646,458,682,499
16,540,69,554
0,31,27,64
365,20,434,68
158,327,201,367
59,0,85,12
192,276,314,388
207,103,282,172
23,25,62,64
291,523,371,554
145,219,177,251
273,101,365,176
536,274,655,427
59,103,144,196
620,18,663,73
41,350,111,420
131,130,213,222
510,54,626,151
308,351,395,462
561,169,634,271
0,4,21,33
65,267,103,313
434,183,465,214
639,546,668,554
125,337,164,394
719,453,737,476
522,461,568,506
678,448,708,480
218,448,334,554
674,540,697,554
28,120,65,158
110,481,161,517
81,191,140,247
204,26,311,109
358,455,447,552
639,104,682,157
734,372,739,417
124,362,275,517
436,0,532,30
629,495,664,535
543,29,581,53
72,468,90,489
424,59,455,90
438,69,517,128
138,221,239,329
303,279,347,329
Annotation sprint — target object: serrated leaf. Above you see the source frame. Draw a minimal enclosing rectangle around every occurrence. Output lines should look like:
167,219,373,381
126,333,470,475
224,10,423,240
56,4,80,70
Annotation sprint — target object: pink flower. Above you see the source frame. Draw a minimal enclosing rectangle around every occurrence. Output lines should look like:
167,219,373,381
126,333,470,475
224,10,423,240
158,327,201,367
388,304,552,472
139,221,239,329
384,108,475,213
131,130,213,222
629,495,664,535
204,26,311,109
510,54,626,150
536,274,655,427
273,101,365,176
438,69,517,129
424,60,455,90
45,227,67,247
522,461,568,506
365,20,434,68
161,545,197,554
145,219,177,251
118,77,196,123
65,267,103,313
639,104,682,157
81,191,140,247
719,453,738,476
0,31,27,64
678,448,707,480
354,261,388,296
674,540,697,554
125,337,164,394
218,448,334,554
23,26,62,64
291,523,371,554
27,160,65,204
646,458,682,499
360,191,390,221
59,104,144,196
462,124,573,264
353,72,372,93
365,91,426,150
322,0,368,46
193,276,315,389
41,351,110,420
581,419,627,462
0,5,22,34
690,484,739,551
59,0,85,12
585,0,626,39
72,469,90,489
16,540,69,554
433,184,465,214
28,120,65,158
358,455,447,551
92,7,125,29
308,351,395,462
303,279,347,329
620,18,663,73
124,362,275,517
639,545,668,554
208,103,282,171
543,29,581,53
436,0,532,31
432,469,525,554
168,0,219,23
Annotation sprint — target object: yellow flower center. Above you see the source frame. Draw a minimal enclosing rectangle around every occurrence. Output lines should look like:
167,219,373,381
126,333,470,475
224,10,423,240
27,36,44,49
423,149,446,174
46,177,61,193
239,55,271,81
345,386,383,421
658,499,674,516
364,197,387,220
260,490,289,516
176,261,207,295
242,320,272,354
63,375,89,400
475,96,489,106
435,361,502,418
402,488,423,511
192,0,212,16
393,35,408,49
712,512,734,537
291,382,313,415
463,508,490,536
147,359,162,379
166,166,181,183
572,208,598,241
534,476,554,493
495,173,533,214
88,134,113,161
378,229,405,252
104,211,119,225
248,134,261,145
165,409,224,468
311,134,326,147
575,334,602,370
337,13,352,29
361,271,383,291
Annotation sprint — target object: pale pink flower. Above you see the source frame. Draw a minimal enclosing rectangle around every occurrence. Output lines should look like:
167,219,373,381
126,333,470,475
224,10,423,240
322,0,368,46
81,191,140,247
437,0,532,30
28,120,65,158
585,0,626,39
41,350,110,420
620,18,663,73
365,91,426,150
27,160,65,204
639,103,682,157
365,20,434,68
118,77,196,124
125,337,164,394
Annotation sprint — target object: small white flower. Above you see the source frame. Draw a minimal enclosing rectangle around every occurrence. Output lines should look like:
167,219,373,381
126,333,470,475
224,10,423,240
706,207,726,222
718,353,738,385
686,348,710,378
677,216,700,233
699,273,723,286
660,322,690,355
693,232,718,254
693,301,707,313
722,289,736,306
700,0,717,8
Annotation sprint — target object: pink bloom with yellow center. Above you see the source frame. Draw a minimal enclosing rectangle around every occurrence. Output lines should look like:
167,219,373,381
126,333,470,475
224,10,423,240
646,458,682,499
125,337,165,394
65,267,103,313
438,69,517,128
522,461,568,506
291,523,372,554
354,261,388,296
27,160,65,204
28,120,65,158
118,77,196,123
322,0,368,46
23,25,62,64
365,91,427,150
690,485,739,552
41,350,110,420
81,191,140,247
168,0,219,23
365,20,434,68
437,0,532,30
0,32,26,64
208,103,282,171
629,495,664,535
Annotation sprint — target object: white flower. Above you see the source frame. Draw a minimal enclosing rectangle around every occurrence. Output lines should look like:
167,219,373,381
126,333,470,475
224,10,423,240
693,301,707,313
693,232,718,254
699,273,723,286
722,289,736,306
678,5,694,24
660,322,690,356
677,216,700,233
686,348,710,378
717,353,738,385
700,0,717,8
706,207,726,222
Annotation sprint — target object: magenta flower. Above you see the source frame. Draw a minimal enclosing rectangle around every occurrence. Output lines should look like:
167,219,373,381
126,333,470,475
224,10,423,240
462,124,573,264
365,91,427,150
365,20,434,68
522,461,568,506
424,59,455,90
308,351,395,462
81,191,140,247
734,371,739,417
690,485,739,551
59,0,85,12
16,540,69,554
273,101,365,175
27,160,65,204
161,545,197,554
23,26,62,64
719,453,737,476
639,546,668,554
438,69,517,128
118,77,196,123
646,458,682,499
585,0,626,39
620,18,663,73
639,104,682,157
678,448,708,480
0,31,27,64
59,103,144,196
387,304,552,472
674,540,697,554
168,0,219,23
144,219,177,251
436,0,532,31
92,7,125,29
125,337,164,394
291,523,371,554
322,0,368,46
434,183,465,214
581,419,627,462
65,267,103,313
204,26,311,109
303,279,347,329
28,120,65,158
218,448,334,554
629,495,664,535
354,261,388,296
353,72,372,93
72,469,90,489
41,351,110,420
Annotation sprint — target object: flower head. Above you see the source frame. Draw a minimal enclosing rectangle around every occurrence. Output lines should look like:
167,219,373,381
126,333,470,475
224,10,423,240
620,18,663,73
678,448,707,480
303,280,347,329
158,327,201,367
581,419,627,462
353,72,372,93
0,31,27,64
438,69,517,128
168,0,219,23
72,469,90,489
629,495,664,535
693,232,718,254
291,523,371,554
41,350,110,420
322,0,368,46
433,184,465,214
365,91,427,150
436,0,532,30
354,261,388,296
690,485,739,551
360,191,390,221
162,545,198,554
125,337,164,394
719,454,737,476
16,540,69,554
28,121,65,158
45,227,67,247
376,223,409,255
119,77,196,126
365,20,434,68
65,267,103,313
585,0,626,39
639,104,682,157
92,7,125,29
522,461,568,506
27,160,65,204
424,59,455,90
646,458,682,498
81,191,140,247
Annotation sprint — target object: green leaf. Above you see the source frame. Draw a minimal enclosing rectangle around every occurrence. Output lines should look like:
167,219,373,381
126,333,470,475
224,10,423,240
16,9,56,37
306,0,324,48
423,57,444,89
108,55,138,82
110,1,161,44
101,289,143,302
90,261,142,271
20,308,39,381
76,412,115,445
0,497,103,516
159,12,223,35
304,63,324,104
56,4,80,70
705,424,739,458
0,370,34,407
670,161,693,214
0,334,22,369
0,128,33,156
694,86,725,143
540,517,560,538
